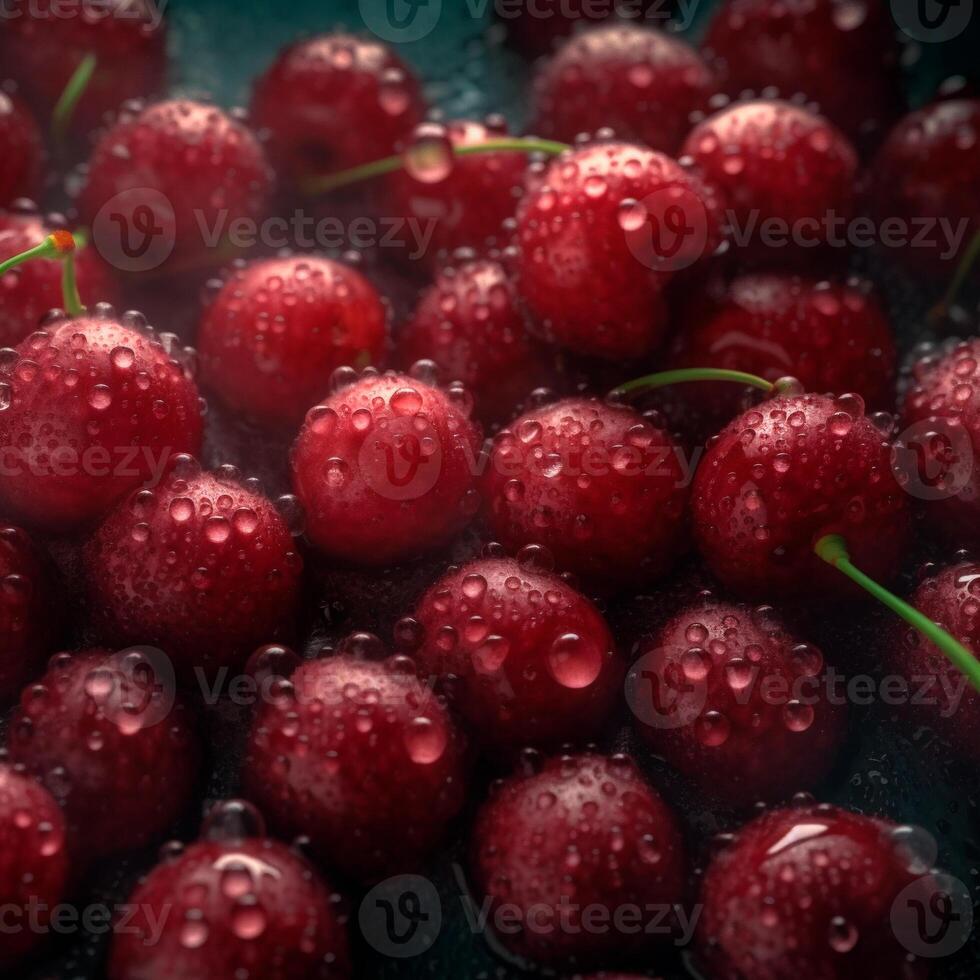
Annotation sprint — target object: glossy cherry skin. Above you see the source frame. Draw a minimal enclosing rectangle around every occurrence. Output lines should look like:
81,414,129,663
0,765,69,968
631,597,845,806
530,23,716,154
84,465,303,679
244,653,468,881
513,140,725,361
0,89,41,207
7,648,201,864
898,338,980,548
408,556,623,754
108,835,351,980
471,753,687,967
0,311,204,531
80,100,273,268
0,210,120,348
692,393,910,600
697,804,934,979
702,0,902,147
290,371,482,566
198,257,388,429
251,33,426,185
397,259,550,424
868,99,980,272
483,397,689,588
682,99,858,266
0,0,167,138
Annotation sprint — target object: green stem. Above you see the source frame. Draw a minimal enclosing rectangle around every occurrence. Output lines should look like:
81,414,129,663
52,53,97,146
815,534,980,694
61,250,84,317
0,232,75,278
302,137,570,195
930,228,980,325
613,367,778,398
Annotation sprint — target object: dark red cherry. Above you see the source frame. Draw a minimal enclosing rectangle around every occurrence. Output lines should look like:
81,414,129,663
0,88,41,207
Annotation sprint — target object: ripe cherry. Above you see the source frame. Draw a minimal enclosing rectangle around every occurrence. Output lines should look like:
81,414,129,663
898,338,980,547
471,752,686,966
80,99,273,269
530,23,716,155
7,647,201,863
397,258,551,424
482,397,689,588
0,0,167,138
0,308,204,531
198,256,388,429
0,765,69,968
682,99,858,265
502,0,660,56
108,801,351,980
84,461,303,679
290,370,482,566
702,0,901,147
691,391,909,600
407,556,623,754
868,99,980,272
630,596,846,806
251,33,426,186
514,141,725,360
244,651,468,881
0,210,119,347
697,804,939,979
0,88,41,207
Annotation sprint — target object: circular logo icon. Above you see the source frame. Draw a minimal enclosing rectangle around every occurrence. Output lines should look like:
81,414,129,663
358,874,442,958
359,0,443,42
891,0,973,42
621,183,710,273
891,872,973,958
891,417,974,501
357,415,444,502
93,645,177,731
91,187,176,272
625,647,708,731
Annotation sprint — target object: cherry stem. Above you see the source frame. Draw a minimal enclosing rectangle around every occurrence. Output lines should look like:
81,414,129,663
815,534,980,694
612,367,778,398
61,250,84,318
930,228,980,325
302,137,570,195
52,53,98,147
0,231,83,317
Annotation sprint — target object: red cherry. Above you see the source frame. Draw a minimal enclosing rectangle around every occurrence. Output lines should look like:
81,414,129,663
664,273,897,436
0,765,68,968
0,89,41,207
84,463,303,679
898,338,980,546
514,141,725,360
702,0,901,147
502,0,657,56
0,0,167,137
251,33,426,185
290,371,482,566
887,561,980,759
0,310,203,531
244,652,468,881
109,823,350,979
0,525,57,705
482,397,689,588
682,99,858,265
0,210,120,347
530,24,716,155
697,804,933,979
387,119,529,263
198,257,388,429
692,392,910,600
631,597,846,806
7,647,201,863
868,99,980,272
397,259,551,424
80,99,273,269
408,556,623,754
471,752,686,966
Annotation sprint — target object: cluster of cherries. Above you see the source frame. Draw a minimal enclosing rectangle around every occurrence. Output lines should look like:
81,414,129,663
0,0,979,978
